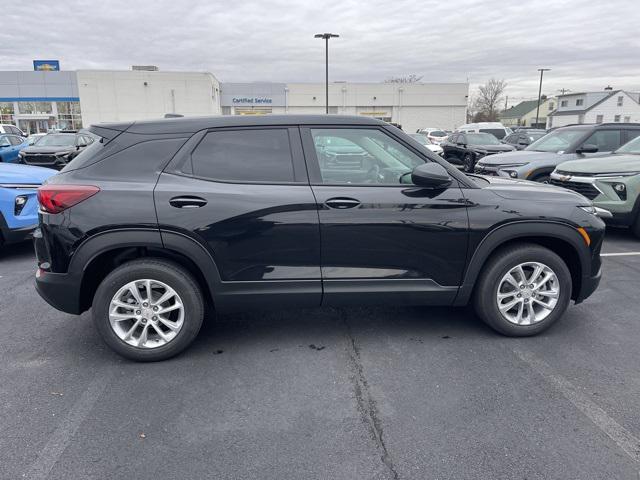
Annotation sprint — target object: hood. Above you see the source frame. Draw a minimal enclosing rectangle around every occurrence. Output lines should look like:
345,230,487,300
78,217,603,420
470,174,588,204
469,144,515,153
22,145,76,154
0,162,57,185
477,150,565,166
556,154,640,175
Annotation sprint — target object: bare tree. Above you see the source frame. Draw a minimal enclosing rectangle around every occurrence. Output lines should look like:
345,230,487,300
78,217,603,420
384,74,423,84
474,78,507,121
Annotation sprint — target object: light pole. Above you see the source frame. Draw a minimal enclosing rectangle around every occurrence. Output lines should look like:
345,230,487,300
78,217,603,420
314,33,339,114
535,68,550,127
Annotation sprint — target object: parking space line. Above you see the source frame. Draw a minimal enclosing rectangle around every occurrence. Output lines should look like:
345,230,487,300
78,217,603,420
601,252,640,257
24,368,114,480
513,348,640,464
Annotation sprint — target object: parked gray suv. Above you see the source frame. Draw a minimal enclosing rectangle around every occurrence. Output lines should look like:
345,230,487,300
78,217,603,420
474,123,640,182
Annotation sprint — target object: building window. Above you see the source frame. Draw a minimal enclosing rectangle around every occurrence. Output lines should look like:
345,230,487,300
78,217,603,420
576,99,584,106
0,102,15,124
560,100,568,107
56,102,83,130
617,96,624,106
548,102,554,111
614,115,621,122
596,115,603,124
624,116,631,123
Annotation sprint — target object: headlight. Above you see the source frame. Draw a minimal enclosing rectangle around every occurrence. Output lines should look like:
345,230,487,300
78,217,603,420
578,205,612,218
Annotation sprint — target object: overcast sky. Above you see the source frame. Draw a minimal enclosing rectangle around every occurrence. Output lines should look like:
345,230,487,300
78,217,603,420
2,0,639,105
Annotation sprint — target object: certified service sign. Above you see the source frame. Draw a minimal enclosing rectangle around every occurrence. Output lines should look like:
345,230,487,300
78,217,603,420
33,60,60,71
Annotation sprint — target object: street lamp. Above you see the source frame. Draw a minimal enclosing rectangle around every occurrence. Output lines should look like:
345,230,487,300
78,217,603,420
535,68,550,127
314,33,339,114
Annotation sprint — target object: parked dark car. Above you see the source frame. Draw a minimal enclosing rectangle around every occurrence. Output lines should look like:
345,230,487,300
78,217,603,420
18,132,95,170
34,115,604,361
474,123,640,182
502,130,547,150
441,132,515,172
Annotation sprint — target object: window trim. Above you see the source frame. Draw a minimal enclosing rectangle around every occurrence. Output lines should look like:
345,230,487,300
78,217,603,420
299,125,469,188
173,125,308,186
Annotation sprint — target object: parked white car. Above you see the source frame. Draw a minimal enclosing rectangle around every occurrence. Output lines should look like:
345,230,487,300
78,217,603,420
457,122,512,140
0,124,26,137
416,128,449,145
408,133,444,156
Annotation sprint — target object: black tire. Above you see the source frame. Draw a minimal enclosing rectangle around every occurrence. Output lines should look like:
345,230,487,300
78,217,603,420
632,214,640,239
463,153,475,172
473,243,572,336
92,258,204,361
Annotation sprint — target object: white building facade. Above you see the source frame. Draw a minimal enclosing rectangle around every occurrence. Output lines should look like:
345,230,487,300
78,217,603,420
0,69,466,134
548,90,640,128
220,82,469,132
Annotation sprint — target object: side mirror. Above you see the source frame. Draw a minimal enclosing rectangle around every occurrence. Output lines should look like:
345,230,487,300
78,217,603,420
411,163,453,189
77,143,87,149
576,144,598,154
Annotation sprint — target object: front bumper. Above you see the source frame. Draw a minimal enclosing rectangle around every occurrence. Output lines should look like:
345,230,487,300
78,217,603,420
576,267,601,304
550,171,639,227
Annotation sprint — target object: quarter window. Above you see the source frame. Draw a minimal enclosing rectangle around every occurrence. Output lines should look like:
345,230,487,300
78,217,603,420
191,129,295,183
310,128,426,185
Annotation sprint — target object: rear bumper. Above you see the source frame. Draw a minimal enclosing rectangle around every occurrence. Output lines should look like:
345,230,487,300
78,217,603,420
0,212,37,244
35,268,83,315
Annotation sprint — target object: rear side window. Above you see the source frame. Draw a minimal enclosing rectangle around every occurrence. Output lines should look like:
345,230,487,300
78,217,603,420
191,129,294,183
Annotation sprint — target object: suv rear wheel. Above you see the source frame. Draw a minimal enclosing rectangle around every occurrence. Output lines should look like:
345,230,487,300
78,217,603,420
92,259,204,361
473,244,572,336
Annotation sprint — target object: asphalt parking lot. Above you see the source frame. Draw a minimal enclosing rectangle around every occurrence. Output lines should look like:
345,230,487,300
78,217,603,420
1,230,640,480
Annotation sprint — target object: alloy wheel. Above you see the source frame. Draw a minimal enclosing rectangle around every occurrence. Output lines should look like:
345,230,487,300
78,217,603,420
109,279,185,348
496,262,559,325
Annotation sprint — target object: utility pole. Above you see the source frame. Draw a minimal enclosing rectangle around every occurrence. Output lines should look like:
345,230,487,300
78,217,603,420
314,33,339,114
535,68,550,127
504,96,508,111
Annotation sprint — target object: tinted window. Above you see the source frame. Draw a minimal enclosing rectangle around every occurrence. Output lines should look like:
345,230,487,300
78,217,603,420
504,134,516,143
310,128,426,185
582,130,621,152
479,128,506,139
526,129,586,153
191,129,294,183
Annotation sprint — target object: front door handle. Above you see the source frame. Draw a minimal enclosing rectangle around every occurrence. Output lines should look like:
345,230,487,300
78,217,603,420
169,196,208,208
325,197,361,209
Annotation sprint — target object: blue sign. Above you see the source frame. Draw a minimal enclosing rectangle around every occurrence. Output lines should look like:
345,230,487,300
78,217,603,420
33,60,60,71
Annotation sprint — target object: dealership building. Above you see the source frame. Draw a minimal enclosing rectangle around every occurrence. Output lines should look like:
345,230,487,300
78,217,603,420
0,68,468,134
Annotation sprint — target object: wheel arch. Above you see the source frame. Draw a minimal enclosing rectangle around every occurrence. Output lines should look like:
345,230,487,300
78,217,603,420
454,221,589,306
70,228,221,313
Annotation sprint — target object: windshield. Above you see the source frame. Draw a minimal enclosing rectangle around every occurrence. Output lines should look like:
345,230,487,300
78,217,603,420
36,134,76,147
615,135,640,154
528,132,546,142
466,133,501,145
409,134,433,145
526,129,584,153
479,128,507,139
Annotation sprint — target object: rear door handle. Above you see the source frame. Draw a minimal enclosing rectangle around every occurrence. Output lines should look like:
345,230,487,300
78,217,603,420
169,196,208,208
325,197,361,209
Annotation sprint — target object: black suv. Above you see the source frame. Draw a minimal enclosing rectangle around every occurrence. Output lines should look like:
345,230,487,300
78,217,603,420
34,115,605,361
441,132,515,172
19,132,95,169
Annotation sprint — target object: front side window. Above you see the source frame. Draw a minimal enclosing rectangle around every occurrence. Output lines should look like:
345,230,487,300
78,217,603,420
0,135,9,147
191,129,294,183
9,135,23,146
310,128,426,185
582,130,621,151
615,134,640,154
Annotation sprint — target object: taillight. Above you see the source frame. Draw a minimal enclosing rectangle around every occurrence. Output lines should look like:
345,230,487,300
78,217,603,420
37,185,100,214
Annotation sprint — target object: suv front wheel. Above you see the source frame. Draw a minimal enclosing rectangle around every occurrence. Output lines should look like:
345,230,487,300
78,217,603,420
474,244,572,336
92,259,204,361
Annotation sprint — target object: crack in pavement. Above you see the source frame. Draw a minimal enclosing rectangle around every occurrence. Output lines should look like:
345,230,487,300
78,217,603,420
341,311,400,480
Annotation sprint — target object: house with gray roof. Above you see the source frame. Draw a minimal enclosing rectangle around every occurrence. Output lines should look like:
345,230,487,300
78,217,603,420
547,89,640,128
